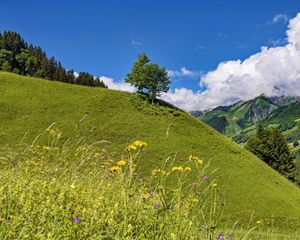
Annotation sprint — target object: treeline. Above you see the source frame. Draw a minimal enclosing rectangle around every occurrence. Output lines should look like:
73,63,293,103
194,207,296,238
0,31,107,88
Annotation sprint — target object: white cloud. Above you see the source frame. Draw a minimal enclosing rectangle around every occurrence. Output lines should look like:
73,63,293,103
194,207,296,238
273,14,289,24
161,88,203,112
73,71,79,78
99,76,136,92
161,12,300,112
131,38,142,47
168,67,202,78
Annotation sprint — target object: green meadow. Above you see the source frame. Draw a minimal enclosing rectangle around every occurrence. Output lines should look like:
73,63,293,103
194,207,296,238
1,72,300,239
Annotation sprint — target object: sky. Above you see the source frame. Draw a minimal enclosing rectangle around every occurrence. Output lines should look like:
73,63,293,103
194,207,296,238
1,0,300,111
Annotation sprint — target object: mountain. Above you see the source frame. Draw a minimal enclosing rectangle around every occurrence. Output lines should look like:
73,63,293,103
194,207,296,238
197,95,300,144
1,71,300,233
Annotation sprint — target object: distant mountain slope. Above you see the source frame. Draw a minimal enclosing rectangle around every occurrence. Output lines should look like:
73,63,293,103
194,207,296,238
1,71,300,232
197,95,300,145
199,95,280,136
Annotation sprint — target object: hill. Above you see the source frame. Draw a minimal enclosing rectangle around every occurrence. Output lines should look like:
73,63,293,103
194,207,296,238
1,72,300,234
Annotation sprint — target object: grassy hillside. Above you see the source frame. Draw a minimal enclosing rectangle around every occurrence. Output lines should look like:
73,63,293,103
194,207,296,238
1,72,300,234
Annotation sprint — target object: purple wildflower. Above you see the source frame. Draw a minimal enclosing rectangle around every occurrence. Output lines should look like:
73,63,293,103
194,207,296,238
73,217,81,223
154,204,160,209
217,233,224,240
203,176,209,181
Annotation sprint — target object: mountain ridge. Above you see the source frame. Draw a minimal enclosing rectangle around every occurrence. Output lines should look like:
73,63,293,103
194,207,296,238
195,95,300,144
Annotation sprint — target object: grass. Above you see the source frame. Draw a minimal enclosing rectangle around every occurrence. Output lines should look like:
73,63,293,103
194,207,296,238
0,132,218,239
1,72,300,235
0,131,298,239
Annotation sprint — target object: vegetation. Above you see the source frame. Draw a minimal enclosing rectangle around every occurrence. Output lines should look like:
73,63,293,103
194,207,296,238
197,95,281,140
0,31,107,88
0,132,217,239
125,53,170,103
1,72,300,236
1,132,297,239
205,115,228,134
197,95,300,186
246,126,296,180
197,96,300,143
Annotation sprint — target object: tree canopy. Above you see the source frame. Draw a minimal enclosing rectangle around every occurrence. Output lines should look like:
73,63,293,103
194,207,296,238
246,125,295,180
125,53,170,102
0,31,107,88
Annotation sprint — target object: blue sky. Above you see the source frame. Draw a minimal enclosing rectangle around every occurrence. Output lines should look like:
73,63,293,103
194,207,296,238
1,1,300,110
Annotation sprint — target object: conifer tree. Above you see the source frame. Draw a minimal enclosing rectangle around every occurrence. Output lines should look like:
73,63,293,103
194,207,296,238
0,30,107,89
246,125,295,180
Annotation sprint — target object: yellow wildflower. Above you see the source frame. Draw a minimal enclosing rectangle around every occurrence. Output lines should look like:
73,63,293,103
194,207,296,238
211,183,218,187
49,129,56,136
185,166,192,171
171,167,178,172
152,168,166,175
188,155,204,164
47,129,62,137
197,159,204,165
127,145,137,151
256,220,262,224
42,146,50,151
171,166,184,172
141,192,151,200
177,166,184,171
117,159,127,166
133,140,147,148
110,166,121,173
188,155,199,161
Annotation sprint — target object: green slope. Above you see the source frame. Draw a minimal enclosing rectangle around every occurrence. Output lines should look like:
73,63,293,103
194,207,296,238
199,95,279,138
232,99,300,147
1,72,300,232
198,95,300,148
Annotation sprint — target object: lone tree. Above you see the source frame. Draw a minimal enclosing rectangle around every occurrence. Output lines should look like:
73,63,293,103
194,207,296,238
125,53,170,103
246,125,295,180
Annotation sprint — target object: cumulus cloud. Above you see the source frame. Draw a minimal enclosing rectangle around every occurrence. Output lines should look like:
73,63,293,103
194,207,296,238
161,12,300,112
168,67,202,78
272,14,289,24
99,76,136,92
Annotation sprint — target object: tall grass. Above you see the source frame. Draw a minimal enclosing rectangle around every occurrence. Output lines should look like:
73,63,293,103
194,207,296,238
0,128,298,239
